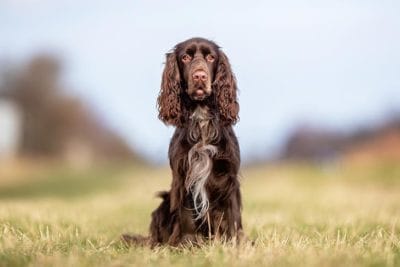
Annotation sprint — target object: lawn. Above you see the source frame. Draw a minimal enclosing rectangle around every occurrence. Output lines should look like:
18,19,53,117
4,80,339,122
0,161,399,267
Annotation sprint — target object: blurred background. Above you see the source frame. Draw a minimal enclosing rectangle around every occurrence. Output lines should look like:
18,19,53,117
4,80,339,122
1,0,399,168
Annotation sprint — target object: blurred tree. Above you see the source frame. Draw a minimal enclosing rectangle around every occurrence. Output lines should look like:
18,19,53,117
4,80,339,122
0,55,140,163
344,116,400,165
281,124,346,163
281,116,400,165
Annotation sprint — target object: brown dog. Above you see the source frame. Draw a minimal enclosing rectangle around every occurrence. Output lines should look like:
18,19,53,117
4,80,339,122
123,37,243,247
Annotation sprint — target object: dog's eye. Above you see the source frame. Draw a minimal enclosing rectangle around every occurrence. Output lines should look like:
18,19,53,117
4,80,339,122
206,54,215,62
182,54,192,63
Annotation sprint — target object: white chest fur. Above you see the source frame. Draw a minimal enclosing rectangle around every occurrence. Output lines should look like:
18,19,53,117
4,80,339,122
186,106,218,220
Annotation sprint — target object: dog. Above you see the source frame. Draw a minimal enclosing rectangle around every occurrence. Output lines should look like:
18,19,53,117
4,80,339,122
123,37,243,247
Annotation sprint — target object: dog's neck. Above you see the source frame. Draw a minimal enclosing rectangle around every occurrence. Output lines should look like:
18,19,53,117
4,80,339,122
188,105,218,145
190,106,211,132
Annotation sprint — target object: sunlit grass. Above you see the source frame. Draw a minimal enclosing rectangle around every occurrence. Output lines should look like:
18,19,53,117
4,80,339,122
0,162,399,267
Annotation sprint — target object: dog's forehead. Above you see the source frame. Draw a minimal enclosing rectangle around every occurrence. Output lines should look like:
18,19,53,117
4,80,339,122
175,38,219,53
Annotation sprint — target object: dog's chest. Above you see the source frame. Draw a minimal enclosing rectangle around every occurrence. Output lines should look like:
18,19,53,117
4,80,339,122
185,106,219,219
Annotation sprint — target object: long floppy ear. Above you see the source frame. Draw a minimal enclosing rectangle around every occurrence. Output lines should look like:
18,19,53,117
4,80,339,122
213,50,239,125
157,52,182,126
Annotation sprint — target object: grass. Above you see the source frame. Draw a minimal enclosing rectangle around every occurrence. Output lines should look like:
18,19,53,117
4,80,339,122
0,161,400,267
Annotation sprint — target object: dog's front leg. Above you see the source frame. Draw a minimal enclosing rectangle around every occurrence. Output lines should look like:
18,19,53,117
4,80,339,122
167,221,181,246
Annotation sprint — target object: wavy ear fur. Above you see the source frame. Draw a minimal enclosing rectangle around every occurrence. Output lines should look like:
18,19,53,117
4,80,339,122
157,52,182,126
213,50,239,125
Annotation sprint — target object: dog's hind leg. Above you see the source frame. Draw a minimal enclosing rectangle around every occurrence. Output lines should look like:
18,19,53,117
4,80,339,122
121,234,151,247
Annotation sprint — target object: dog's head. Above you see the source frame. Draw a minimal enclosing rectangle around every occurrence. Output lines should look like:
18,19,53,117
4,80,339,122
175,38,219,101
157,37,239,126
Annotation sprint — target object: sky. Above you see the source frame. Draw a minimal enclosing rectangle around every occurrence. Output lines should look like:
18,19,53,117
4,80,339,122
1,0,399,162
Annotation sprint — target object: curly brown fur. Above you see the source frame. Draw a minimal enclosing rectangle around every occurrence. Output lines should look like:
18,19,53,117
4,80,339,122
124,37,243,247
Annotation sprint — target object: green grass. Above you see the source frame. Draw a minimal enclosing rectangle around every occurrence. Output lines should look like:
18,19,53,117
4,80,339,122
0,162,400,267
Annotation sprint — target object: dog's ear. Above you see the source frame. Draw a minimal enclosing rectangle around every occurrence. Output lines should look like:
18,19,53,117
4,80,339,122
157,52,183,126
213,50,239,125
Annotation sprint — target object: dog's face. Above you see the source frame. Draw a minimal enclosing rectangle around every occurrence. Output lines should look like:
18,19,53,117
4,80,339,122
175,38,219,101
158,37,238,126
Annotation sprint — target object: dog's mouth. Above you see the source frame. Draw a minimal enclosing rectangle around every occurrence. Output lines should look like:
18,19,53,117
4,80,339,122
194,89,205,97
191,87,211,101
189,81,212,101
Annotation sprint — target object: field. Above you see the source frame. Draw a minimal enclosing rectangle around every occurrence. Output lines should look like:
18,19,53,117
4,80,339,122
0,161,400,267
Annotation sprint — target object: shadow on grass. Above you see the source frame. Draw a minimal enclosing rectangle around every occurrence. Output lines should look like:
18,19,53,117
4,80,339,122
0,166,131,200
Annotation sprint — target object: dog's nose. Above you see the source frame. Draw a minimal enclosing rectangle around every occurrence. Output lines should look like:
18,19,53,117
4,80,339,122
192,70,208,82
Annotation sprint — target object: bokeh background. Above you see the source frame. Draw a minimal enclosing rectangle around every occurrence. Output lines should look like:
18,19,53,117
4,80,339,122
1,0,400,165
1,1,400,266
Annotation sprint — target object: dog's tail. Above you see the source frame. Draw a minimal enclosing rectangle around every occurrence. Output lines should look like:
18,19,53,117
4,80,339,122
155,190,170,200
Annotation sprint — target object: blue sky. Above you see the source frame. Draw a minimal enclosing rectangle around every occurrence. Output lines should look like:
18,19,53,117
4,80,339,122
1,0,399,162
